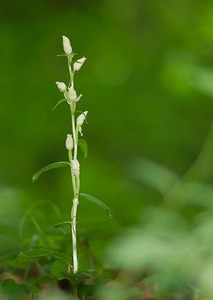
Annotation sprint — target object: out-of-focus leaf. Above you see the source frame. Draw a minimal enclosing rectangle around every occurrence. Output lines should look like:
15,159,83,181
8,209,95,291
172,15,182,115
30,215,49,248
132,158,178,195
51,259,68,280
106,207,186,271
54,221,72,234
66,272,91,287
192,67,213,97
32,161,70,182
80,193,112,218
168,182,213,208
1,279,30,297
54,221,72,228
184,124,213,181
107,231,173,271
17,248,51,260
78,139,88,158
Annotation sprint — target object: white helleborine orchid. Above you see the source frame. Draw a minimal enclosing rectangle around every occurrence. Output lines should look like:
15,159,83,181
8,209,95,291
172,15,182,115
56,81,67,92
62,35,72,55
71,159,80,176
73,57,86,72
65,134,73,151
76,111,88,136
68,86,77,102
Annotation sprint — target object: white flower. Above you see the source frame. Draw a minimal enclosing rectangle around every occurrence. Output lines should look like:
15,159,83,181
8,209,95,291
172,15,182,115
65,134,73,150
76,111,88,127
62,35,72,55
71,159,80,176
76,111,88,136
67,86,77,102
56,81,67,92
73,57,86,72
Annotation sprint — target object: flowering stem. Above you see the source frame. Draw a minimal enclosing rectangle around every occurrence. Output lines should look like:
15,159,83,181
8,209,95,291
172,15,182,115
70,106,80,273
57,36,87,274
68,58,80,274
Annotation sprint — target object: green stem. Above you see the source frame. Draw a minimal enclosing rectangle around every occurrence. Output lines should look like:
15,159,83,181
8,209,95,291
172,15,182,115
76,175,80,196
75,126,79,158
71,170,77,198
67,149,77,197
71,197,79,273
71,110,78,161
67,55,74,87
68,58,80,274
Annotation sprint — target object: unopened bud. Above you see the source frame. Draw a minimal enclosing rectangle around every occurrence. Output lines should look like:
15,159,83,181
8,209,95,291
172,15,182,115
76,111,88,127
65,134,73,150
68,86,77,102
71,159,80,176
73,57,86,71
62,36,72,55
56,81,67,92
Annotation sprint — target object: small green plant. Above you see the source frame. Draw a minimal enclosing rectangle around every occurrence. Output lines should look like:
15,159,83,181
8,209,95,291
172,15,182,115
32,36,112,275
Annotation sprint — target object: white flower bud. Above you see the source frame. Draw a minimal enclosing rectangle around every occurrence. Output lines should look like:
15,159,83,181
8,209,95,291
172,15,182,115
71,159,80,176
62,35,72,55
73,57,86,72
68,86,77,102
56,81,67,92
65,134,73,150
76,111,88,127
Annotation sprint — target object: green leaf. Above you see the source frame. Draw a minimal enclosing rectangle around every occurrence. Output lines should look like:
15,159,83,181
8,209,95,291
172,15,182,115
54,221,72,228
30,215,49,248
51,259,69,280
1,279,29,297
52,98,67,111
51,251,71,262
54,221,72,234
32,161,70,183
192,67,213,97
132,158,178,195
17,248,51,260
78,139,88,158
80,193,113,218
66,272,90,285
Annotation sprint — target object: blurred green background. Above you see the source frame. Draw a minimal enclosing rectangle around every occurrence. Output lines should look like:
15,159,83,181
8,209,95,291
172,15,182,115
1,0,213,261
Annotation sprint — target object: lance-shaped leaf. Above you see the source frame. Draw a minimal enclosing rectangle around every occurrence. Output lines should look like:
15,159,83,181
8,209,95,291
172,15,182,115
54,221,72,234
17,248,52,260
51,259,69,280
52,98,67,111
32,161,70,183
78,139,88,158
80,193,112,218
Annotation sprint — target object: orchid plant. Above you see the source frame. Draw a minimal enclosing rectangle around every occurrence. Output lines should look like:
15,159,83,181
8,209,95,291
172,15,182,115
33,36,112,274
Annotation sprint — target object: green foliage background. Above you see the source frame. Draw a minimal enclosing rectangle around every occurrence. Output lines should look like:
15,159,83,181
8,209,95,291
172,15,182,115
1,0,213,279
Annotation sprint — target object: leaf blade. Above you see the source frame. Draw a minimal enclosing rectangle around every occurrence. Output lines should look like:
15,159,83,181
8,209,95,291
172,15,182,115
32,161,70,183
51,259,68,280
17,248,51,260
52,98,67,111
54,221,72,234
80,193,112,218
